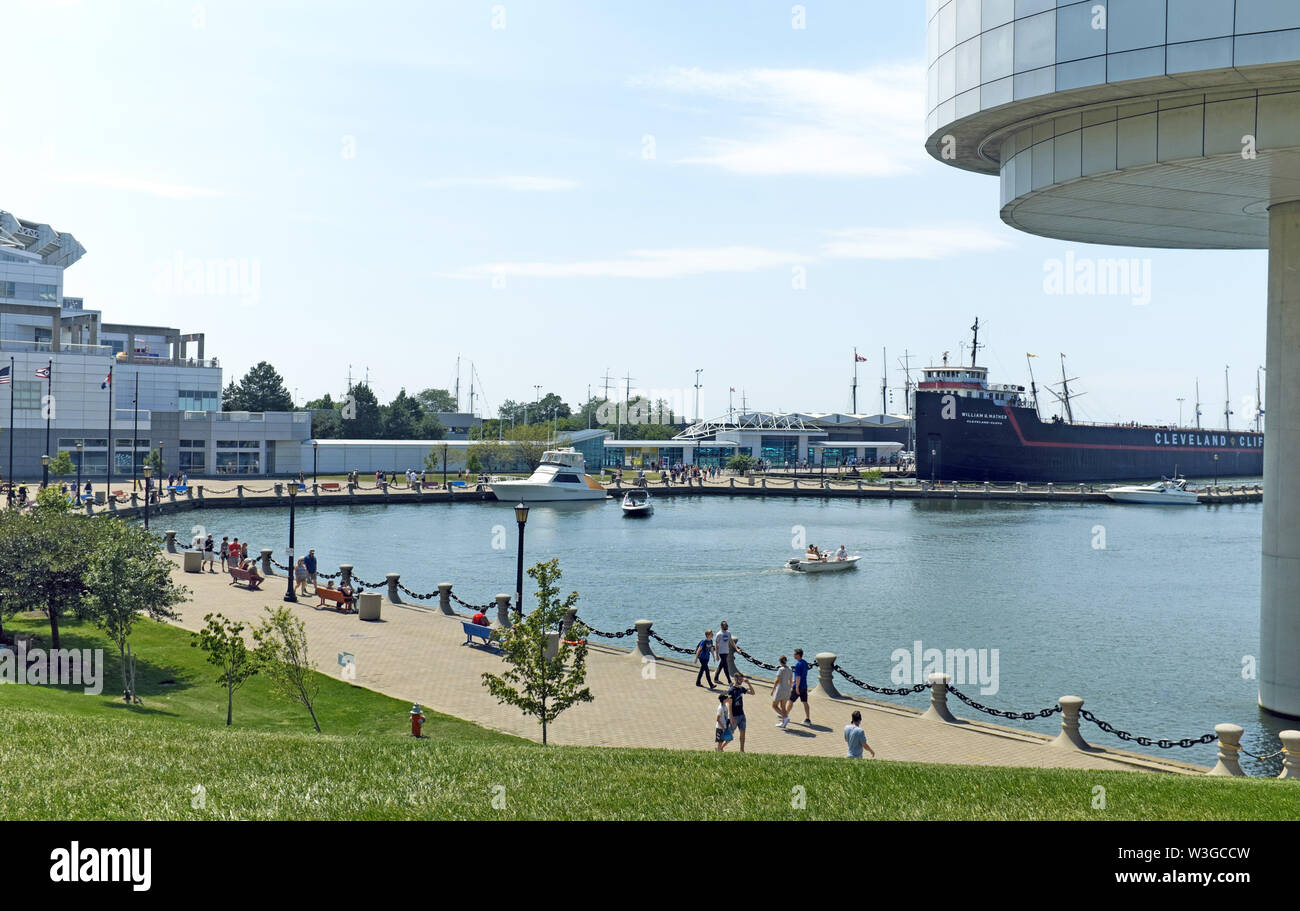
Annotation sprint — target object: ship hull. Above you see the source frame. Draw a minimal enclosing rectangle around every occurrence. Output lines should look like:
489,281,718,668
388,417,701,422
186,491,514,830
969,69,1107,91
913,391,1263,483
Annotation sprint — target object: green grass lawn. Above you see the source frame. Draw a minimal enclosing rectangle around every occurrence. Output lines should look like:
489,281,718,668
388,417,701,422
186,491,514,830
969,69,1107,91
1,617,1295,820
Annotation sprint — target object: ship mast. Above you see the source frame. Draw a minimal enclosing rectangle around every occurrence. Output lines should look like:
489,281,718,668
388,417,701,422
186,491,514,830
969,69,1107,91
1025,354,1040,418
1195,378,1202,430
1257,366,1265,433
1047,353,1081,423
898,350,915,453
881,346,887,414
969,317,981,368
1224,365,1232,430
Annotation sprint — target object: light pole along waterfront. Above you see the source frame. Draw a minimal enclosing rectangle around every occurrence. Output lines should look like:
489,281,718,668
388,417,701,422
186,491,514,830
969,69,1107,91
514,501,529,617
284,484,298,604
924,0,1300,716
142,465,152,532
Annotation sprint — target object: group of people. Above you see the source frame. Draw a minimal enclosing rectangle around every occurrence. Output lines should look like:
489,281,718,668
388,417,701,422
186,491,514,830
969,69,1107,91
699,626,874,758
804,544,849,563
371,469,429,488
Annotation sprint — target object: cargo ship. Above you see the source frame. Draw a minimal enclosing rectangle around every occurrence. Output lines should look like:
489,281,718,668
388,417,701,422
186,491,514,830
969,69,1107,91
913,322,1264,484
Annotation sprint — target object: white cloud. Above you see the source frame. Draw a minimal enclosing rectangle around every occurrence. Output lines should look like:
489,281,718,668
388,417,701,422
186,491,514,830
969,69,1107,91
461,245,812,280
421,176,580,192
59,172,227,200
636,64,926,178
822,226,1012,260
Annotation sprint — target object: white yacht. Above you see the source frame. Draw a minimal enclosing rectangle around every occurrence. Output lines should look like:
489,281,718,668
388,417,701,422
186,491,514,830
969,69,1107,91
488,448,609,502
1105,477,1202,505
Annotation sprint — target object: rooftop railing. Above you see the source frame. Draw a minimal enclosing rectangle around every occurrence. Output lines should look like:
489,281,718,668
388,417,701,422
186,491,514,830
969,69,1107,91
113,353,219,368
0,339,112,355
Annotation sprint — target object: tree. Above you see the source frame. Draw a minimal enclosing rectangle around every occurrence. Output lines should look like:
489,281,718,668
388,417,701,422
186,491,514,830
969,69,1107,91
83,522,187,703
191,613,258,726
505,424,561,471
252,606,321,732
0,508,100,649
727,454,758,473
415,412,446,440
224,361,294,412
481,559,593,745
467,438,504,474
48,450,74,476
340,383,382,439
415,388,457,414
305,394,343,440
144,448,164,473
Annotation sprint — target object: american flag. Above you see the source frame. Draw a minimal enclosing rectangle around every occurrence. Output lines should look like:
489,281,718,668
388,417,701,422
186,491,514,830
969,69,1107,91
34,366,50,379
0,366,9,385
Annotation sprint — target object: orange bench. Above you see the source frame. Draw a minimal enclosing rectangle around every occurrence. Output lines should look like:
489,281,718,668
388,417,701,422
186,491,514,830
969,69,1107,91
316,587,355,612
228,566,263,590
320,482,341,491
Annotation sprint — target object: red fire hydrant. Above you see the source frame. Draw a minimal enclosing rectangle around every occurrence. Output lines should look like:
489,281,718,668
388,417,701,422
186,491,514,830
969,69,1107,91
410,703,426,738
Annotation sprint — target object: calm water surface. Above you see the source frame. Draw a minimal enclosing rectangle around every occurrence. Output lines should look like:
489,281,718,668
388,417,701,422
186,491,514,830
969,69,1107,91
206,491,1282,769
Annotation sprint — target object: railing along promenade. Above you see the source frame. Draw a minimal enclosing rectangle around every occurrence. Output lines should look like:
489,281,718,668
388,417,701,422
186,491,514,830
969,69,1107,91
157,524,1294,779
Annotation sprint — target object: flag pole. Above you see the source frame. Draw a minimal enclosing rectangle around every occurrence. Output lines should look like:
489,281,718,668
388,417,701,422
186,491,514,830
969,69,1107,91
7,356,13,506
132,372,139,492
852,347,858,414
105,365,113,496
44,358,52,488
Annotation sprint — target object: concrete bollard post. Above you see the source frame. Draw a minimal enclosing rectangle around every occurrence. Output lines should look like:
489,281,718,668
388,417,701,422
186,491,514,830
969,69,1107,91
792,477,799,490
131,492,139,510
339,564,353,588
544,632,560,662
919,673,959,723
761,478,767,489
108,495,117,513
1208,724,1246,776
387,573,401,603
164,530,177,553
1047,482,1055,495
260,549,273,576
857,479,863,491
197,485,204,501
437,583,454,615
347,481,356,495
237,485,244,503
631,619,655,659
169,488,177,504
1279,731,1300,779
1016,482,1023,494
496,594,512,628
312,483,318,496
1050,695,1091,750
984,481,990,496
729,477,735,488
560,607,578,639
888,480,895,493
814,653,842,698
920,480,928,493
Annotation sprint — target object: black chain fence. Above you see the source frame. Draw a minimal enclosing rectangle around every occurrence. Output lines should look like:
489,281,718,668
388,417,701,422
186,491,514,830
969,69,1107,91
398,582,441,601
833,665,928,697
1079,708,1216,749
945,683,1062,721
573,616,636,639
648,630,696,656
450,591,497,611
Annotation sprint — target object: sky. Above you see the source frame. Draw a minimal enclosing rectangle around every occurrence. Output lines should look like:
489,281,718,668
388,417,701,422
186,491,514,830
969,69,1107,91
1,0,1269,428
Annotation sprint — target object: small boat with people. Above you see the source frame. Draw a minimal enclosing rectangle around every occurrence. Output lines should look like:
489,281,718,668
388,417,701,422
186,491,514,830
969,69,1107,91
621,489,653,516
786,544,861,573
1104,476,1202,505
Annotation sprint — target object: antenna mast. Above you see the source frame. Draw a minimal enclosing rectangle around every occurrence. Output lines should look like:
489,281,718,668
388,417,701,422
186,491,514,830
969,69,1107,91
881,346,887,415
1025,354,1040,419
1195,378,1202,430
1224,365,1232,430
1257,366,1265,433
970,317,981,368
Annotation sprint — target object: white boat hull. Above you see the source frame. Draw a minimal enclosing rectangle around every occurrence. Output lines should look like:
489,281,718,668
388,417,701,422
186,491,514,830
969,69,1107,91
622,504,654,516
787,555,861,573
490,480,608,502
1105,489,1201,505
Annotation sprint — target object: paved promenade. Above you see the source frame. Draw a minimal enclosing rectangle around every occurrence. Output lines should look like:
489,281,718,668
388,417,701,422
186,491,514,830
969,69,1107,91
160,552,1207,775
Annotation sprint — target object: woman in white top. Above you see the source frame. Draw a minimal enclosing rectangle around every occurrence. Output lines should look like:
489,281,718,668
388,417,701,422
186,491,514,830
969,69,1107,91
715,694,733,751
772,655,793,728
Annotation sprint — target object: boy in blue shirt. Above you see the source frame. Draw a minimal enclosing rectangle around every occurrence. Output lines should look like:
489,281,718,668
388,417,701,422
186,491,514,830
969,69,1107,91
789,648,812,725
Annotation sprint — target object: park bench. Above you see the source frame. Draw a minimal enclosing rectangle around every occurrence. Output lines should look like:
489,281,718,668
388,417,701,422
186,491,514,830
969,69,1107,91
320,482,341,491
316,587,355,613
462,621,495,649
228,566,263,591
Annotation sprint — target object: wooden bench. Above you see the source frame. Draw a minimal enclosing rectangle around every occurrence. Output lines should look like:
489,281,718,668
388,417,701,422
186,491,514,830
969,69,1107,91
462,621,495,648
316,587,355,613
320,482,341,491
228,566,263,590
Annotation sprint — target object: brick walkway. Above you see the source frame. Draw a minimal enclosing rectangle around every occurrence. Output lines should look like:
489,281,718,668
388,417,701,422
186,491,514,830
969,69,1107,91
161,553,1206,775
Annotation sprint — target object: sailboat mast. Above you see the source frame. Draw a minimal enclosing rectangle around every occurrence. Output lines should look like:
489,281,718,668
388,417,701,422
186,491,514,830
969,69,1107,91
851,347,858,414
1026,354,1040,419
1257,367,1264,433
1224,365,1231,431
1195,378,1202,430
1059,354,1074,423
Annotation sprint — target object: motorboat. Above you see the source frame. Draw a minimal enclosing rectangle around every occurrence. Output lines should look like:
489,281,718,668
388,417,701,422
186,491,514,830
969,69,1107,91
1105,477,1202,505
488,448,609,502
621,489,653,516
786,553,861,573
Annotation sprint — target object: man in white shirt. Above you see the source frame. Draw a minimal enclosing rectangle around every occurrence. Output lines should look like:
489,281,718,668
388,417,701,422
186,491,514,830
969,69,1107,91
714,621,733,684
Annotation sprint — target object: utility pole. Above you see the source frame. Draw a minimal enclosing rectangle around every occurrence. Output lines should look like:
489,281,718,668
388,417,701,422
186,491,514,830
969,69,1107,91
619,371,634,441
881,346,887,415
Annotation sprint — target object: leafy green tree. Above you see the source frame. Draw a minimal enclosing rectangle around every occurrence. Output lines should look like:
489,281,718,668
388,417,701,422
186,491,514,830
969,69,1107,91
423,444,451,477
416,388,457,414
84,522,187,703
191,613,258,726
505,424,561,471
223,361,294,412
467,438,504,474
0,509,100,649
305,394,342,439
415,412,446,440
47,450,74,476
252,606,321,733
144,448,164,473
33,484,71,513
481,559,593,745
340,383,382,439
727,454,758,473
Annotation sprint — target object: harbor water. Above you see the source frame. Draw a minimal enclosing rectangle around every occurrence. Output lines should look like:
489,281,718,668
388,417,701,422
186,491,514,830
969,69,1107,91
206,491,1280,770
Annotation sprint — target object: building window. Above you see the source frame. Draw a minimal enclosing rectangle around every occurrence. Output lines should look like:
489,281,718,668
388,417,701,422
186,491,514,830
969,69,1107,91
760,436,800,466
37,284,57,301
179,450,206,473
215,441,261,474
13,380,41,411
0,281,14,298
179,389,218,412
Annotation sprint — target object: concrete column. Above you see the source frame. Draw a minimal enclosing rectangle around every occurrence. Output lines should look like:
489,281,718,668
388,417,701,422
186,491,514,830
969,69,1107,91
1208,723,1245,777
437,582,454,615
544,632,560,662
1262,200,1300,718
339,564,352,588
260,548,273,575
164,530,177,553
197,485,204,501
495,594,512,628
560,607,578,639
386,573,401,603
631,619,655,659
814,653,841,698
1279,730,1300,779
237,484,244,503
919,672,959,723
1050,695,1090,750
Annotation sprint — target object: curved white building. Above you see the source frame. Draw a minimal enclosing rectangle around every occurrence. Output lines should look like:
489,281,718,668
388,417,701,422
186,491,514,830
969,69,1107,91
925,0,1300,716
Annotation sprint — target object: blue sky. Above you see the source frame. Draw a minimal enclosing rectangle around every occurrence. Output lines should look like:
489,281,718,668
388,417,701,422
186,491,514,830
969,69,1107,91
2,0,1268,427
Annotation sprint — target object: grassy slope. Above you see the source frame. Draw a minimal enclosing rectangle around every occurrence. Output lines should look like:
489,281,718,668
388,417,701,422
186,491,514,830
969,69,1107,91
1,618,1295,821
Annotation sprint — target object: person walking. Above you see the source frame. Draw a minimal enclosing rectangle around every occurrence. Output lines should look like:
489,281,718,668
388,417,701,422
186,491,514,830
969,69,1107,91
304,549,318,592
694,629,716,688
294,557,309,595
844,710,876,759
715,694,734,752
219,536,230,572
714,621,734,685
789,648,812,725
724,673,755,753
772,655,793,728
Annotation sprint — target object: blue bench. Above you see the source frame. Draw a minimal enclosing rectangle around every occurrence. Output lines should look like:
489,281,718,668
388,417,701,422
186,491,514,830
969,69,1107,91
462,621,495,648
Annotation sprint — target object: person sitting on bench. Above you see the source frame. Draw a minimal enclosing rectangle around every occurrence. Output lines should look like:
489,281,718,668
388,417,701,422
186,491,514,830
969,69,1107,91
238,560,263,585
471,608,489,626
339,581,356,611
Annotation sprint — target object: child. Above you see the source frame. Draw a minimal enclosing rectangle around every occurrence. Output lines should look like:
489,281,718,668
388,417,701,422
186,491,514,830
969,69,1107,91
715,694,733,752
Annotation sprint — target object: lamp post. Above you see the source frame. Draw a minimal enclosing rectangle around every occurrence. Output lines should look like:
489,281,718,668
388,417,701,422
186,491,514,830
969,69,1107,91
142,465,152,531
514,501,529,616
930,448,937,486
75,442,83,502
442,443,448,489
284,485,298,603
41,454,49,489
312,440,318,486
